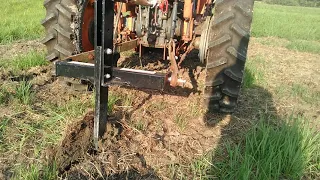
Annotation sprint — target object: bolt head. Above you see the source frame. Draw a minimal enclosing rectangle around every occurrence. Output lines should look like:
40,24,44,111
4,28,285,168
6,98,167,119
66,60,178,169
105,74,111,79
105,48,113,55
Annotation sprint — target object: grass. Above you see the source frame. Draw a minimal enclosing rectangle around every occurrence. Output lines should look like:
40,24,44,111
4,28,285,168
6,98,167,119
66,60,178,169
108,93,121,114
47,98,93,119
190,156,213,179
0,91,120,167
252,2,320,41
120,93,134,108
1,80,36,106
133,119,146,131
0,0,319,179
0,0,44,43
291,84,320,105
209,115,320,179
171,115,320,179
254,37,289,47
275,82,320,107
187,97,203,117
252,2,320,54
254,37,320,54
14,81,34,105
286,40,320,54
0,86,11,105
0,118,10,148
243,55,266,88
14,163,57,180
174,113,188,131
0,114,61,179
148,100,168,111
0,96,90,178
261,0,320,7
0,51,47,72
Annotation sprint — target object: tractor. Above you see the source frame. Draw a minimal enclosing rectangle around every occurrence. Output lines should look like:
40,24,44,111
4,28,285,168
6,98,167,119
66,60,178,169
41,0,254,146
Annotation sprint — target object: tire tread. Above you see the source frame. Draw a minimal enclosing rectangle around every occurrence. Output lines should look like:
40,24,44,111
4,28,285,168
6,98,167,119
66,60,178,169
204,0,254,113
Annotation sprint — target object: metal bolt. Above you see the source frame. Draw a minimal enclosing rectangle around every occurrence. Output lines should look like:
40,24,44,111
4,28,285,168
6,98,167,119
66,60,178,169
105,48,113,55
105,74,111,79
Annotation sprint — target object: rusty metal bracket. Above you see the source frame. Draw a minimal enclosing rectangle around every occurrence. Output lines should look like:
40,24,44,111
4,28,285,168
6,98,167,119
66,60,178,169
60,39,139,65
115,39,139,52
62,50,95,63
178,38,195,67
168,39,179,87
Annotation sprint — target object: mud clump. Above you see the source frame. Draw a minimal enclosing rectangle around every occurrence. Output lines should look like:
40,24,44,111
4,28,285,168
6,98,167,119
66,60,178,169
49,111,157,179
53,111,94,173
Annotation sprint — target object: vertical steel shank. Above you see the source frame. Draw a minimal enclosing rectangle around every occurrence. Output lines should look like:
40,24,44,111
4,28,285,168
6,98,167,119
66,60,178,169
93,0,114,149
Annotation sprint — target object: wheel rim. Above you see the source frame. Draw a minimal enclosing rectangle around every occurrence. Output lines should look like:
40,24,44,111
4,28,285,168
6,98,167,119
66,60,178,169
80,0,94,52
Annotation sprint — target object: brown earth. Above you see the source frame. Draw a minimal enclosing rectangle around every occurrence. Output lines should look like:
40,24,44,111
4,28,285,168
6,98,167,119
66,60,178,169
40,48,235,179
44,46,232,179
47,38,320,179
1,37,319,179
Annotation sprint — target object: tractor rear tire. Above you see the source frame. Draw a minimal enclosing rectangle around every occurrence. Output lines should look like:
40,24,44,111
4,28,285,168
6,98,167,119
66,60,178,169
41,0,80,61
204,0,254,113
42,0,94,91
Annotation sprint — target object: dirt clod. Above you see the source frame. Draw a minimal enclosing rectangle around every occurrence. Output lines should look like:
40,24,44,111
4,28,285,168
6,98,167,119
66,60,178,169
53,111,94,173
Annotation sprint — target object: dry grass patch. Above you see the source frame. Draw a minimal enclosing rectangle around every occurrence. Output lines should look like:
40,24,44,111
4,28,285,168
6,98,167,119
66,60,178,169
248,38,320,121
252,37,320,54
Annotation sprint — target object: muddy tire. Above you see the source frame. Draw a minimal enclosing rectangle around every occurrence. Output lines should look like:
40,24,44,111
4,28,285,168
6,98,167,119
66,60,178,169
204,0,254,113
41,0,81,61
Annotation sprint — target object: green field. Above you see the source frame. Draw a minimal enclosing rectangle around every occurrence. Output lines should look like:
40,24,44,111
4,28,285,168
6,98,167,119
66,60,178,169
252,2,320,41
252,2,320,54
0,1,319,179
0,0,44,44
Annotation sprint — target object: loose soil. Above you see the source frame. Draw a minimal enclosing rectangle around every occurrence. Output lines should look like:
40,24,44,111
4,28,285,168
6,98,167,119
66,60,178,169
1,37,319,179
46,49,230,179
